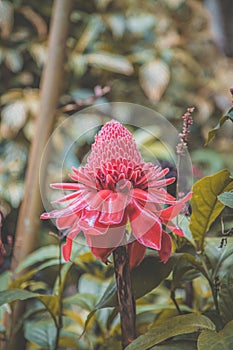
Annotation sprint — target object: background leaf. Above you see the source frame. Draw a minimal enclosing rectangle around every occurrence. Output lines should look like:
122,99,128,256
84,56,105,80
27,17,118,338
205,107,233,145
197,320,233,350
125,314,215,350
218,191,233,209
189,169,233,250
139,60,170,101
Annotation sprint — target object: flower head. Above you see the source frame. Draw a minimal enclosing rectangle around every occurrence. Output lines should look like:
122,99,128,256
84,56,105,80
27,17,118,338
41,120,192,268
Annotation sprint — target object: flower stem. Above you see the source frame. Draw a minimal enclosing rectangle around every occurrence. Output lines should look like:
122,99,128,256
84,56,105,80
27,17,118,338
113,244,136,349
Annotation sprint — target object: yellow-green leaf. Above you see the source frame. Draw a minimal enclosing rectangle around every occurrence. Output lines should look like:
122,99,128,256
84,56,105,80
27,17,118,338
198,320,233,350
189,169,233,251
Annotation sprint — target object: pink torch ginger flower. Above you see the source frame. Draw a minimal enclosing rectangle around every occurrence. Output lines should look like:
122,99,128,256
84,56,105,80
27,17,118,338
41,120,192,268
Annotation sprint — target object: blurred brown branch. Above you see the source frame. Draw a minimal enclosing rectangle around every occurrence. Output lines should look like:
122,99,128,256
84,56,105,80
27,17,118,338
4,1,74,349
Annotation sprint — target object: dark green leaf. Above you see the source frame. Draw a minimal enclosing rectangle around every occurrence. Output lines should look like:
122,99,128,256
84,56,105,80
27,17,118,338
219,270,233,324
96,255,174,309
205,108,233,145
151,339,197,349
189,169,233,251
197,320,233,350
125,314,215,350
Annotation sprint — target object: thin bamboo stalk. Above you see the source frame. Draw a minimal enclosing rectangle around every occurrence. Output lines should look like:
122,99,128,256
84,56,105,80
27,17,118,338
4,1,74,349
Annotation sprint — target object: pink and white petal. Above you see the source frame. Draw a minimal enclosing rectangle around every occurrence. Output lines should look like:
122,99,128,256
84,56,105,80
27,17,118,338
160,192,192,221
85,223,126,261
99,192,128,224
62,231,79,261
79,209,109,235
88,190,112,210
165,221,184,236
128,240,146,269
50,183,81,190
159,231,172,263
56,213,78,230
128,201,162,250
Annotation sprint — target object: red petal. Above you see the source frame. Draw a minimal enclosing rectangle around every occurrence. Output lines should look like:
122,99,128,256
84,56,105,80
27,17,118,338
51,183,81,190
99,192,128,224
166,221,184,236
159,231,172,263
128,200,162,250
160,192,192,221
56,213,78,230
128,241,146,269
79,209,109,235
62,231,80,261
85,224,126,262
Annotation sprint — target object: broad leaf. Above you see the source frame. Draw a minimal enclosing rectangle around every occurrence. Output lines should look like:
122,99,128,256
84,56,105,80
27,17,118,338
198,320,233,350
125,314,215,350
63,293,98,312
0,289,38,306
85,51,134,75
219,270,233,324
24,318,56,350
139,60,170,101
189,169,233,251
151,339,197,349
96,255,174,309
218,191,233,209
15,245,60,272
205,107,233,145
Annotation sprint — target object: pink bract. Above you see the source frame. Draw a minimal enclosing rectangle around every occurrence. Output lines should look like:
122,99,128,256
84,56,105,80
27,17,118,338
41,120,192,268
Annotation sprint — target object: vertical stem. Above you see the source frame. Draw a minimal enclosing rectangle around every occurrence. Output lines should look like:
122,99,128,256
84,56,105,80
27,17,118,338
54,238,63,350
113,244,136,349
4,1,73,350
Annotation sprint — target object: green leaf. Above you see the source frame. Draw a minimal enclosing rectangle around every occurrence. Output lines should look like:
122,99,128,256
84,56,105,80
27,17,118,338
151,339,197,349
0,289,39,306
96,255,174,309
85,51,134,75
63,293,98,312
205,107,233,145
139,60,170,101
125,314,215,350
15,245,60,273
219,270,233,324
189,169,233,251
197,320,233,350
24,318,56,350
218,191,233,209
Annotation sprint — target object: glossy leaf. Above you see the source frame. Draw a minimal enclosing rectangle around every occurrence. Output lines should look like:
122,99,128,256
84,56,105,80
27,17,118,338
197,320,233,350
218,191,233,209
125,314,215,350
205,107,233,145
189,169,233,251
139,60,170,101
